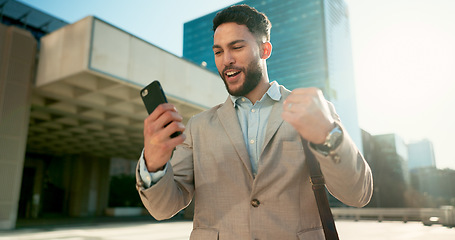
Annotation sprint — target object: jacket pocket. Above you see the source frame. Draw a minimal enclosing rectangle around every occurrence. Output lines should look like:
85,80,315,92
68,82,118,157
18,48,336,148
297,227,325,240
190,228,219,240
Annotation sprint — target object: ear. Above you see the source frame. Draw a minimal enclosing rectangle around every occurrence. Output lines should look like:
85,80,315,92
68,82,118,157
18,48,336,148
261,41,272,59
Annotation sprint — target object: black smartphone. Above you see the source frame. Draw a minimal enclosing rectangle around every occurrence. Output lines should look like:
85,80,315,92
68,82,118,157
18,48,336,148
140,80,181,138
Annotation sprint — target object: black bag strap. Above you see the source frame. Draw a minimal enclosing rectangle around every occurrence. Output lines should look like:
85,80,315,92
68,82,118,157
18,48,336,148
303,141,339,240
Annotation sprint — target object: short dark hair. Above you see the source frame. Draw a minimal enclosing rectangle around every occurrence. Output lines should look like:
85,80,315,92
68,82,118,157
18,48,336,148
212,4,272,42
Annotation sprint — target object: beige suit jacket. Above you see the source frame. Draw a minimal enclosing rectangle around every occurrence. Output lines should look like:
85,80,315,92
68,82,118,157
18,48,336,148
136,85,373,240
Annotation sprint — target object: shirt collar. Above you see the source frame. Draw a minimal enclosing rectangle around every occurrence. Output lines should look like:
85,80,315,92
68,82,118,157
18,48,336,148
230,81,281,107
267,81,281,101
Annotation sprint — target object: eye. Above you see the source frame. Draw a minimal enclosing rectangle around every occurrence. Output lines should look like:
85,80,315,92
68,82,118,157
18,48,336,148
213,49,222,56
233,45,244,50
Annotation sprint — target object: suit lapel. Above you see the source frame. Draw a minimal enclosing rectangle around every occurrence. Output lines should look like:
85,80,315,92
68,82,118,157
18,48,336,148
217,97,254,180
261,86,290,154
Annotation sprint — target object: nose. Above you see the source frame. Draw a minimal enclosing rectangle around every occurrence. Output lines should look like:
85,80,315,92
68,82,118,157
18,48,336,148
223,51,235,66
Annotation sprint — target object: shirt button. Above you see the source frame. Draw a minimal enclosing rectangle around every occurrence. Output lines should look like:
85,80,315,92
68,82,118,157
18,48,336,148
250,139,255,144
251,199,260,207
251,109,256,113
331,153,341,164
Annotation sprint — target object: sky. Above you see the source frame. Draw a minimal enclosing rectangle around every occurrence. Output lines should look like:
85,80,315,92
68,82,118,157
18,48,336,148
17,0,455,170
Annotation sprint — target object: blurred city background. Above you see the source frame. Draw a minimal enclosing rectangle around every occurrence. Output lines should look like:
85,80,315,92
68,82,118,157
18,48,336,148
0,0,454,238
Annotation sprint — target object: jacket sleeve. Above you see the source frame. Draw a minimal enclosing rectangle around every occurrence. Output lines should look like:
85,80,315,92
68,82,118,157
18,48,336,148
135,118,195,220
311,102,373,207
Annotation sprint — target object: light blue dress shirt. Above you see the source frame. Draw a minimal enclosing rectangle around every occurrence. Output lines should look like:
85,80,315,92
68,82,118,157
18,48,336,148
230,81,281,175
140,81,281,187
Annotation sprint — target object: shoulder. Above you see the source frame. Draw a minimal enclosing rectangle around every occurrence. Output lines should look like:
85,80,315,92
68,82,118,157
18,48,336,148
188,101,226,125
277,84,291,98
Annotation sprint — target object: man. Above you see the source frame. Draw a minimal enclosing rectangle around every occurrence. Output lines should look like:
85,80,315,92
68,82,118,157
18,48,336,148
136,4,372,239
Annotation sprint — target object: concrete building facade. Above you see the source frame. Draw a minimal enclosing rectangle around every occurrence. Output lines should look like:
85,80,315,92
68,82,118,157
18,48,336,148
0,0,225,230
0,19,36,230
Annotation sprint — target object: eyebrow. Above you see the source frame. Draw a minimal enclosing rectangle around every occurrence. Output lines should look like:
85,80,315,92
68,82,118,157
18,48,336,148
212,40,246,49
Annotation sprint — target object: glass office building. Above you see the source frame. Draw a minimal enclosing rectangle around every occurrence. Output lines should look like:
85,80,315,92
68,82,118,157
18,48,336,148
183,0,363,150
408,139,436,170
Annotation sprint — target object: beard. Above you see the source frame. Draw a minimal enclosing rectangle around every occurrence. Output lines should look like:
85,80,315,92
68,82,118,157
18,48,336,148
219,59,263,97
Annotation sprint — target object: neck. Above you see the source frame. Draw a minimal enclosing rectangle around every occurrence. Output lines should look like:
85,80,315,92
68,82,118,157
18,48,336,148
245,62,270,104
244,77,270,104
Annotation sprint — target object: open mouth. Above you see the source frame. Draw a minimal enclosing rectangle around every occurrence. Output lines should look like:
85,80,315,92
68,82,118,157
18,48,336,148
225,69,241,78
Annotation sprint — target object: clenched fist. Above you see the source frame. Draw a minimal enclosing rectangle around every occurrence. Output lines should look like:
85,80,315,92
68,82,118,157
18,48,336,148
281,88,335,144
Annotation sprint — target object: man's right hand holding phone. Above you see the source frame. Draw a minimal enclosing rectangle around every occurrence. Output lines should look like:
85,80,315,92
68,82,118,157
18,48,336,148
143,103,186,173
